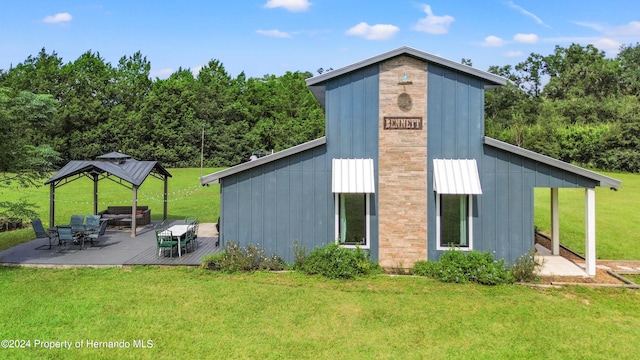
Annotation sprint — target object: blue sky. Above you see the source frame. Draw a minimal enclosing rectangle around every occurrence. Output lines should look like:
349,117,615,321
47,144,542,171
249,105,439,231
2,0,640,79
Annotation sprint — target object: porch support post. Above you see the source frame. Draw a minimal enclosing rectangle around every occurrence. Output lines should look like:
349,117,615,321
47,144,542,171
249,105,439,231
551,188,560,255
131,186,138,237
49,183,55,228
585,188,596,276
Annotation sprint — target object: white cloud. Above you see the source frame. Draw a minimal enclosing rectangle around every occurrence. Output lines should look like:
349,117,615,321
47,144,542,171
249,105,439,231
593,38,621,52
514,33,538,44
256,29,292,38
481,35,505,47
413,4,454,34
346,22,399,40
573,21,605,32
505,51,524,57
42,12,72,24
264,0,311,12
506,1,550,28
606,21,640,36
152,68,173,79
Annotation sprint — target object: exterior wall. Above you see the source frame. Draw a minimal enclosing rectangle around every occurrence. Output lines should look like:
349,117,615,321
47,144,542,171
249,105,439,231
426,65,487,261
378,56,428,268
220,145,331,263
325,64,380,260
480,145,599,263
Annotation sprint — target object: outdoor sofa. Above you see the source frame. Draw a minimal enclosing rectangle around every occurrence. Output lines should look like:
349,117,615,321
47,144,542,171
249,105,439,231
98,206,151,227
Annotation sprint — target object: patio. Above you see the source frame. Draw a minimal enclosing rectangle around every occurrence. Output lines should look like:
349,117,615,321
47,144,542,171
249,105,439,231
0,221,220,267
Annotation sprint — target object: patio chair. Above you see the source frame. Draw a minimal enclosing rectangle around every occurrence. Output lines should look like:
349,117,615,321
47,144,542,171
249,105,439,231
70,215,85,231
85,215,101,231
156,229,178,258
31,218,57,249
84,220,108,248
185,216,199,249
57,226,79,248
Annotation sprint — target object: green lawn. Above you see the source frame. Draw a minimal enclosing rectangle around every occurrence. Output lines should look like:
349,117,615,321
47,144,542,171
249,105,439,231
0,267,639,360
534,171,640,260
0,168,221,251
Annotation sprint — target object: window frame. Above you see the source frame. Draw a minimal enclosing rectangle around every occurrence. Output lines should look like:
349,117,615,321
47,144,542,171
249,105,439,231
436,194,473,251
334,193,370,249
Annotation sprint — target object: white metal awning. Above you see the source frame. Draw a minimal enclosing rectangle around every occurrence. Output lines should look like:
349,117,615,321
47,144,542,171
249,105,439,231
433,159,482,194
332,158,375,193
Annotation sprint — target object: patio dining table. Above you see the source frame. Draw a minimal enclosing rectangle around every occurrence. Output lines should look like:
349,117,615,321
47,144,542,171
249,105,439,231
161,224,192,257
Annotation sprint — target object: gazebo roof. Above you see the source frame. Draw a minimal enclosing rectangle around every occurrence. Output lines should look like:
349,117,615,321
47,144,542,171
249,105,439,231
45,152,171,187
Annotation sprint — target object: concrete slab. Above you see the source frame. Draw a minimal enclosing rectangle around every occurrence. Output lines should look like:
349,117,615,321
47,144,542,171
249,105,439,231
535,244,588,277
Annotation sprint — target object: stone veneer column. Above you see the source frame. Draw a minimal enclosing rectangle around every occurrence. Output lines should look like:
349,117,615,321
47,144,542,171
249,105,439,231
378,55,428,269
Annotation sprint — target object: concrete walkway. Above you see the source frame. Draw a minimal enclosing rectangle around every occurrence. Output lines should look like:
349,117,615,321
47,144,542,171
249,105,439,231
535,243,589,277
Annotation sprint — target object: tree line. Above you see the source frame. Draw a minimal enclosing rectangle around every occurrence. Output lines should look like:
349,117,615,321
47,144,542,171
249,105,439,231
485,43,640,172
0,49,324,169
2,43,640,173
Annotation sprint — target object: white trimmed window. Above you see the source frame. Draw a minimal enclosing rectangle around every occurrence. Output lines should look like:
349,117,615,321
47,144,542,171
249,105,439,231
436,194,473,250
332,158,375,249
335,193,370,248
433,159,482,251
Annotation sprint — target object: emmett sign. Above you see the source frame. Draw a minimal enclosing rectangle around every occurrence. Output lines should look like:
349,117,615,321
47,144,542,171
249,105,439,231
383,117,422,130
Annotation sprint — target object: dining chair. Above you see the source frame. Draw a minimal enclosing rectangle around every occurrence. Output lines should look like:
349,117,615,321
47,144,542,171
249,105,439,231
32,218,57,249
85,220,108,247
70,215,85,231
156,230,178,258
85,215,101,231
57,226,78,248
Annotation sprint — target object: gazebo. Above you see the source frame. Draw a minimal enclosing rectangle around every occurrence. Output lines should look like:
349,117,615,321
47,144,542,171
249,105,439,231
44,152,172,237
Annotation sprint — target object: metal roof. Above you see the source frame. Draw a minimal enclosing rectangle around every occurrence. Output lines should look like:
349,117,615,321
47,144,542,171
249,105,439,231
332,158,375,193
483,137,621,189
45,152,172,187
200,137,327,185
306,46,507,107
433,159,483,195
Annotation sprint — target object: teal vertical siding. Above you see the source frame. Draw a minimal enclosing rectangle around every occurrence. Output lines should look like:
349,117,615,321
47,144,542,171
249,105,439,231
427,65,485,261
220,65,380,263
220,145,330,263
426,64,600,264
325,64,380,260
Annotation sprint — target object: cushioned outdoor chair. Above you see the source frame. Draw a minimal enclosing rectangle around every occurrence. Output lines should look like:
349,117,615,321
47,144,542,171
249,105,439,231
32,218,57,249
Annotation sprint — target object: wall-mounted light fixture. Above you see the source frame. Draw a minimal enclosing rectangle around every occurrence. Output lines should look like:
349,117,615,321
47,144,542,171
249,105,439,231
398,71,413,85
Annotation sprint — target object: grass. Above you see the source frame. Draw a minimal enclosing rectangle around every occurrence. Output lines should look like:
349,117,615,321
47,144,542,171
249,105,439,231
0,168,221,251
534,171,640,260
0,267,639,359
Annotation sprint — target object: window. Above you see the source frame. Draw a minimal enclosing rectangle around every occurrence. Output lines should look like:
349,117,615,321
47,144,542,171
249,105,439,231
335,193,370,248
436,194,472,250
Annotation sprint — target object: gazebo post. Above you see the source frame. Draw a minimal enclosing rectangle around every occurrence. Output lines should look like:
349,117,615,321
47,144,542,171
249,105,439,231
93,173,99,215
49,183,55,228
163,177,168,220
131,186,138,237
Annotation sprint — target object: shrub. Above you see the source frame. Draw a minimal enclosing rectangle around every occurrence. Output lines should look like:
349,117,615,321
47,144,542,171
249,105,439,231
511,248,544,282
201,242,286,272
298,243,381,279
412,249,514,285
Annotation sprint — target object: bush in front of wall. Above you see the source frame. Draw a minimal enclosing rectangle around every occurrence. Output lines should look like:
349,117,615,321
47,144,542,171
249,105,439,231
298,243,381,279
200,242,286,272
511,248,544,282
411,249,514,285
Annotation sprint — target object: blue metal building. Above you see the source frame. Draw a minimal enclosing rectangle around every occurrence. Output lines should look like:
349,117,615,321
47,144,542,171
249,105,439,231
201,47,620,275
